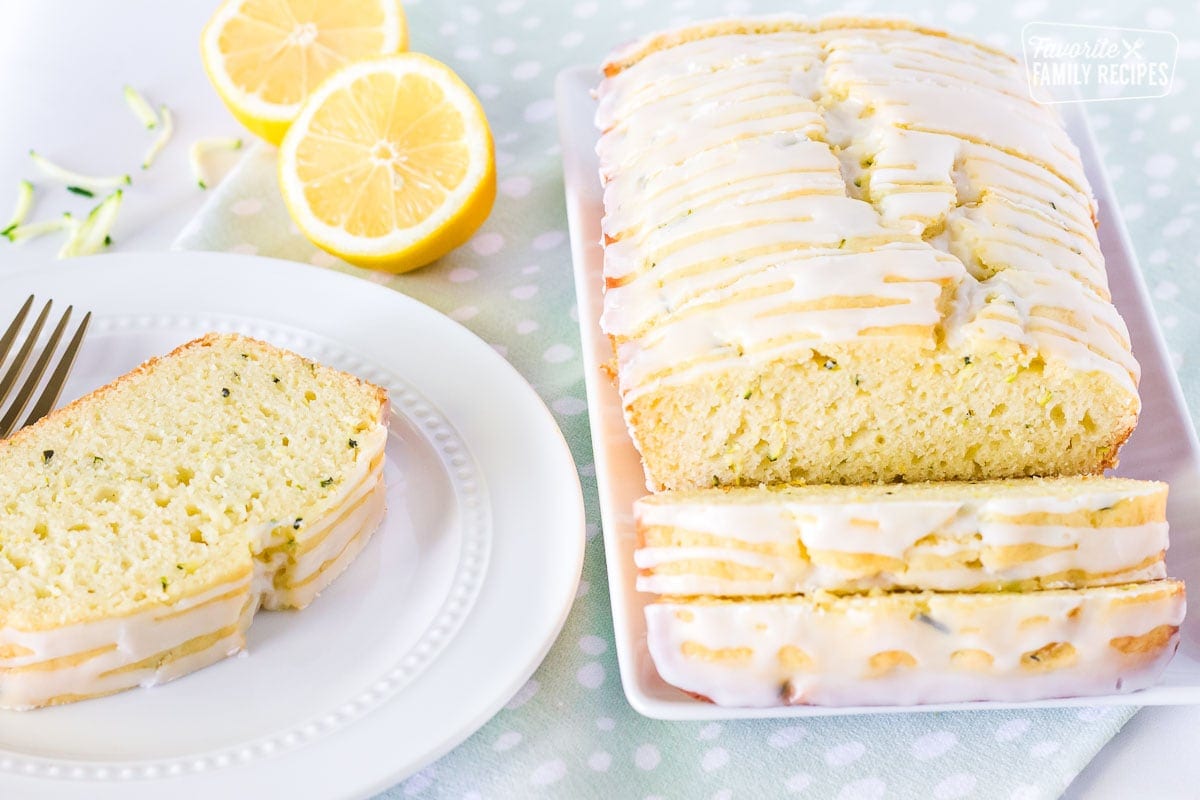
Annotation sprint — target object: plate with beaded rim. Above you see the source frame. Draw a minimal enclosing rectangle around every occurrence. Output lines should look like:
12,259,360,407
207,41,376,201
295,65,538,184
0,253,585,798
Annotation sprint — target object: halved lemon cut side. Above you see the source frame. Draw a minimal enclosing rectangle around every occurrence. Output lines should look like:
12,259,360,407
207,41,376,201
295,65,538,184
278,54,496,273
201,0,408,145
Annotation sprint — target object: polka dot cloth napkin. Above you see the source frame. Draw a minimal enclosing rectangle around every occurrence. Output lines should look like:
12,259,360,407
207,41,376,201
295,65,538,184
173,1,1199,797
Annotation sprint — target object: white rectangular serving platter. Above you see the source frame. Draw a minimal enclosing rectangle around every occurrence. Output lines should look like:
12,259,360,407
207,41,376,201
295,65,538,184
556,64,1200,720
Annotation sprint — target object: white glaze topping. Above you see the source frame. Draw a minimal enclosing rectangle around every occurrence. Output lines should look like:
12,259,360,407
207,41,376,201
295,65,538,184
646,582,1185,707
635,483,1167,595
595,21,1139,405
0,577,253,709
264,477,387,610
251,424,388,606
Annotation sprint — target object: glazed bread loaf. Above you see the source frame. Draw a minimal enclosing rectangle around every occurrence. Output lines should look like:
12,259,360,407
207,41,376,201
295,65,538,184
595,18,1139,491
0,333,388,709
647,581,1185,707
636,477,1168,595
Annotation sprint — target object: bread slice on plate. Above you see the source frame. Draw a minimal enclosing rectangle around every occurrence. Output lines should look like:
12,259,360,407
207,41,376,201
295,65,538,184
635,477,1169,595
0,333,388,709
647,581,1185,707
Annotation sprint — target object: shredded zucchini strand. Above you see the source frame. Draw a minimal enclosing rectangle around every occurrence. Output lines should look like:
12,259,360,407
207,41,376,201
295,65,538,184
5,213,76,244
189,137,243,189
141,106,175,169
59,190,123,258
1,180,34,236
30,151,131,191
124,85,160,129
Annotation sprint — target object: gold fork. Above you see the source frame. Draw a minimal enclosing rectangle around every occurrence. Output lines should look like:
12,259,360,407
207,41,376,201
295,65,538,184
0,295,91,438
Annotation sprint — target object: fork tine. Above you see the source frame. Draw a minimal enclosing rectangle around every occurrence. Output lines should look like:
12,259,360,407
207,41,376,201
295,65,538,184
0,299,52,407
0,305,72,438
0,295,35,366
22,311,90,430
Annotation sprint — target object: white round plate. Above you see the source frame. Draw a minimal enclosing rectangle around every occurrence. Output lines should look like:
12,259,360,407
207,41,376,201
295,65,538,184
0,253,585,799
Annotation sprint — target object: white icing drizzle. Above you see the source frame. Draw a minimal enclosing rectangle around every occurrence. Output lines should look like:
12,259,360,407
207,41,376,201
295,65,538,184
595,21,1138,406
0,578,253,709
264,478,387,610
646,582,1185,707
945,268,1137,392
250,424,388,606
607,243,962,395
636,525,1166,596
635,483,1167,595
0,423,389,710
601,134,843,244
597,33,824,130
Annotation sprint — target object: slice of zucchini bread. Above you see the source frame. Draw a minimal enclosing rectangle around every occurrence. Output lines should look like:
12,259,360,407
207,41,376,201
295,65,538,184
647,581,1185,706
635,477,1169,595
0,333,388,709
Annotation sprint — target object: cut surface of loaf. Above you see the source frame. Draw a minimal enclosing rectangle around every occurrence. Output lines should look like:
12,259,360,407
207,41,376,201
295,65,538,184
647,581,1185,707
636,477,1168,595
595,17,1139,491
0,333,389,709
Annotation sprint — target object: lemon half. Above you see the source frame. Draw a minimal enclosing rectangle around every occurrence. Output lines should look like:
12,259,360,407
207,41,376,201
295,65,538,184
278,54,496,273
201,0,408,145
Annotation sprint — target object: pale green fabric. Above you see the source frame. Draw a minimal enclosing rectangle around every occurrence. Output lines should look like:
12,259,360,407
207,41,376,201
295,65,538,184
173,1,1199,797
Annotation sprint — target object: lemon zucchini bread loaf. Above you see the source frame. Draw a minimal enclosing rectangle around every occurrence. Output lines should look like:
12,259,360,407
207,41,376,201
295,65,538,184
595,18,1139,491
636,477,1168,596
0,333,388,709
647,581,1185,707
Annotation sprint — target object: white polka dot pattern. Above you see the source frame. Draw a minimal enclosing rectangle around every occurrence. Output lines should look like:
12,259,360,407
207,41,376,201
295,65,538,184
769,725,809,749
701,747,729,772
996,718,1033,743
579,635,607,655
530,759,567,786
504,678,539,710
911,731,958,761
635,743,661,771
494,731,523,752
500,176,533,197
470,232,505,255
169,1,1191,798
825,742,867,767
551,396,587,416
576,662,605,688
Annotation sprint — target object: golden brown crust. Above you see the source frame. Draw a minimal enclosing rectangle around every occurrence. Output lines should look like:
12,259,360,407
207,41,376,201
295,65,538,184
681,688,716,704
0,332,388,451
1104,423,1137,471
2,643,116,675
1109,624,1178,657
99,623,241,679
601,16,1017,77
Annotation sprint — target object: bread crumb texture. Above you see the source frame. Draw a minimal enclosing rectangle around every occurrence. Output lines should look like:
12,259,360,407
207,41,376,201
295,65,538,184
0,333,387,631
595,18,1139,490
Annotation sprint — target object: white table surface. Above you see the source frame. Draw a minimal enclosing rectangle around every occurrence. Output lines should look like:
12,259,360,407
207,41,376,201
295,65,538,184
0,2,1196,797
